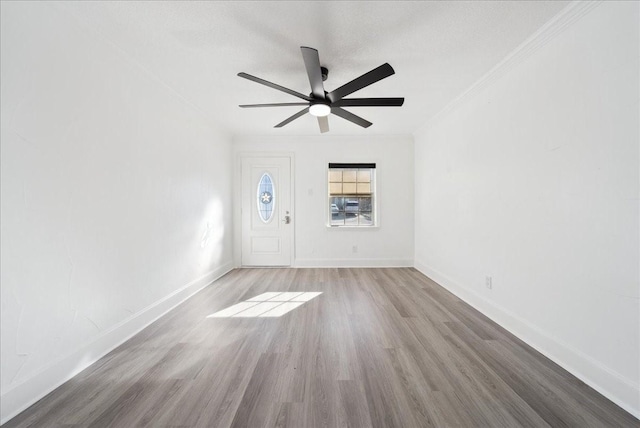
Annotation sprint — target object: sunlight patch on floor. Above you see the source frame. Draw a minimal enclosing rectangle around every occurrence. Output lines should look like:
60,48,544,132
207,292,322,318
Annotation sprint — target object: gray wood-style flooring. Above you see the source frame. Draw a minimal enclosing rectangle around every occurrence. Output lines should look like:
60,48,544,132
5,268,638,427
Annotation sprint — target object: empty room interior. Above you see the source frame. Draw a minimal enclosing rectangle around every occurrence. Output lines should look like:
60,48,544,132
1,1,639,427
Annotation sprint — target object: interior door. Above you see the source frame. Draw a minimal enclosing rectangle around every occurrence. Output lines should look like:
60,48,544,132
241,156,292,266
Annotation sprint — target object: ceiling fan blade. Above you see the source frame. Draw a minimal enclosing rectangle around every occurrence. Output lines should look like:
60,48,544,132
333,97,404,107
331,107,372,128
327,63,395,102
274,107,310,128
240,102,309,108
317,116,329,133
301,46,325,99
238,72,312,101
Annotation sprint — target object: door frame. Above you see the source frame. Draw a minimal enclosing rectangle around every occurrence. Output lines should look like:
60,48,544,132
234,152,295,267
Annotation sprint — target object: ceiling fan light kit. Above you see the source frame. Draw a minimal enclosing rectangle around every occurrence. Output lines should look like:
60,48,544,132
238,46,404,133
309,103,331,117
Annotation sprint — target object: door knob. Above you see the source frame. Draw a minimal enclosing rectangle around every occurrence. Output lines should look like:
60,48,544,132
282,215,291,224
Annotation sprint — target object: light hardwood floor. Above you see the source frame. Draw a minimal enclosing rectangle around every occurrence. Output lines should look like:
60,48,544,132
5,268,638,427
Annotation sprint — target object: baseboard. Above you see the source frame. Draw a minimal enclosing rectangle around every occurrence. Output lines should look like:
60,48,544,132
413,260,640,420
0,261,234,426
294,258,413,268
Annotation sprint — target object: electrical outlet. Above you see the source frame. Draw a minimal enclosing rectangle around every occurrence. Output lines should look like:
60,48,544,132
485,276,492,290
352,245,358,253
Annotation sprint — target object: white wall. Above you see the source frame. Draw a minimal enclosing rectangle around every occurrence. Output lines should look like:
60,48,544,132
414,2,639,417
234,136,414,267
0,2,234,423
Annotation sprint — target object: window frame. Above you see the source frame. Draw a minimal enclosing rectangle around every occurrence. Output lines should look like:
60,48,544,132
326,163,378,228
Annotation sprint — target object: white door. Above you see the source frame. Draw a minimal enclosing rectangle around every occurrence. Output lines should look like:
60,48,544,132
241,156,292,266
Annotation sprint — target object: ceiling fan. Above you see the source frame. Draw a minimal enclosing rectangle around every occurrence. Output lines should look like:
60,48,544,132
237,46,404,133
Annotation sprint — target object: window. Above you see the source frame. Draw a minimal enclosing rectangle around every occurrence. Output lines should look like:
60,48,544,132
257,172,275,223
328,163,376,227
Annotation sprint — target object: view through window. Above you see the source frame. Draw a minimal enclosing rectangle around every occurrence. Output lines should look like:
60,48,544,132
328,163,376,226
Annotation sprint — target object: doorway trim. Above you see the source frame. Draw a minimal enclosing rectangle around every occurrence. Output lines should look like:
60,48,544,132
234,152,295,267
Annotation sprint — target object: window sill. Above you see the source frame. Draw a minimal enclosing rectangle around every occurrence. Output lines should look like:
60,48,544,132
326,225,380,230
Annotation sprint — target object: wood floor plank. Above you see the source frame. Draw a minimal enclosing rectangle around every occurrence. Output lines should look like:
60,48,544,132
439,321,551,427
4,268,638,428
337,380,374,428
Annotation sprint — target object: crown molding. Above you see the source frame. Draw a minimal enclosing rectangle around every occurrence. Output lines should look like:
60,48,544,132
414,1,602,137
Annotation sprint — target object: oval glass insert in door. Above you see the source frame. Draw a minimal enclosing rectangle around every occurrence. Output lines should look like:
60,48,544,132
257,172,275,223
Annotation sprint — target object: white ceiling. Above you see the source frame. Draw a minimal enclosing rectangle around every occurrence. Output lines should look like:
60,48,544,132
60,1,569,137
